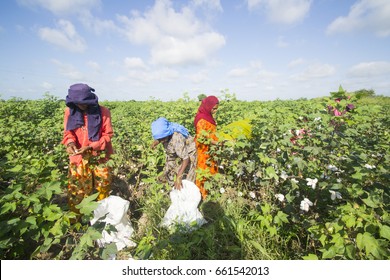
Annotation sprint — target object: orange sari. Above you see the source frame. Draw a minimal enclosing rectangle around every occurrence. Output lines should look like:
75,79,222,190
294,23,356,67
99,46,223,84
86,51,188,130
195,119,218,199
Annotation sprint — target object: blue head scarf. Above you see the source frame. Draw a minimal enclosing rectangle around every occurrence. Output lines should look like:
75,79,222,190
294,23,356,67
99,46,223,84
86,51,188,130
151,117,189,139
65,83,101,141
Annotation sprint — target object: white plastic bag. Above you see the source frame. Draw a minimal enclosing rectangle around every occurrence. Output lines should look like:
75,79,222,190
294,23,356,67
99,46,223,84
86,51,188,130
161,180,207,231
90,195,136,252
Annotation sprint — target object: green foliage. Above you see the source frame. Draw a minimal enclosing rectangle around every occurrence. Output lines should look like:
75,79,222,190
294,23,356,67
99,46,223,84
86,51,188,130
0,91,389,260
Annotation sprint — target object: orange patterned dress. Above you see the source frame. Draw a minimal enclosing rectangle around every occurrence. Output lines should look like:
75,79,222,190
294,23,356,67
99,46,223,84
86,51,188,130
195,119,218,199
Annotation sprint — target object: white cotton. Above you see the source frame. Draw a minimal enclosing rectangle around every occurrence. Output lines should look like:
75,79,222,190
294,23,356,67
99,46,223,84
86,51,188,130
329,190,342,200
275,193,285,202
306,178,318,189
327,165,339,172
280,171,288,180
300,198,313,212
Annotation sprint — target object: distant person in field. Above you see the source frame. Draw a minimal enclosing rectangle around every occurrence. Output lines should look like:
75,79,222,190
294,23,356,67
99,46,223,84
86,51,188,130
62,83,114,213
151,117,197,190
194,95,220,199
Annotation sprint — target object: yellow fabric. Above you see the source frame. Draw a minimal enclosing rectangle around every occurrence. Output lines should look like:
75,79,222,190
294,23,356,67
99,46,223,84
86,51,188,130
218,119,252,140
67,157,111,213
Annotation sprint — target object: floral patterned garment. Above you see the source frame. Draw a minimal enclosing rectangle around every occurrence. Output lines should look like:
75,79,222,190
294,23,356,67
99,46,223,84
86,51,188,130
162,132,197,187
195,118,218,199
67,157,111,213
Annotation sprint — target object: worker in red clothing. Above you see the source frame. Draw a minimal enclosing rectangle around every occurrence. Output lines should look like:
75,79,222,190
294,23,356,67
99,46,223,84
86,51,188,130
62,83,114,213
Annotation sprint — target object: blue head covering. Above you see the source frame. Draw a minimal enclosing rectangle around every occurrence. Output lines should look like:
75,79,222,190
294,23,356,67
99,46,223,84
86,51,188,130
65,83,101,141
151,117,189,139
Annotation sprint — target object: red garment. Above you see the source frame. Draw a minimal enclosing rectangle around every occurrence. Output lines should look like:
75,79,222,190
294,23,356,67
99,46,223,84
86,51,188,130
194,96,219,128
62,105,114,164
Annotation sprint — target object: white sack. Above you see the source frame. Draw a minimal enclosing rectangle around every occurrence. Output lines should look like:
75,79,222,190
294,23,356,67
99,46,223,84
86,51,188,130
90,195,136,251
161,180,207,230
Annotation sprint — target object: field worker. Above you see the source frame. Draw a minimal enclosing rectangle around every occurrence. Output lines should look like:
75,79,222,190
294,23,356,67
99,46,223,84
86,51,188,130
62,83,114,214
194,95,220,199
151,117,197,190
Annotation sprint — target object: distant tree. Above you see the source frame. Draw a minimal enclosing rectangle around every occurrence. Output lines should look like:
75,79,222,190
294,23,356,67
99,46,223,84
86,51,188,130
197,94,207,101
354,89,375,99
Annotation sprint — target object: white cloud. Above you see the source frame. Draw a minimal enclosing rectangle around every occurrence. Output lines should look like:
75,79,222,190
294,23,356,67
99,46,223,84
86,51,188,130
327,0,390,37
228,67,249,77
118,0,225,66
38,19,87,52
79,11,119,35
51,59,85,80
256,69,279,82
87,61,101,72
276,36,289,48
189,70,210,84
288,58,306,68
292,63,335,81
17,0,100,15
348,61,390,77
42,82,53,90
246,0,312,25
124,57,147,69
191,0,223,12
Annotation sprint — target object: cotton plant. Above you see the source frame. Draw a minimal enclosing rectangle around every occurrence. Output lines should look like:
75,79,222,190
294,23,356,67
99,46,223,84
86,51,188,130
329,190,342,200
327,164,339,172
291,178,299,184
300,198,313,212
280,171,288,181
306,178,318,189
275,193,285,202
249,191,256,199
219,187,225,194
364,164,376,169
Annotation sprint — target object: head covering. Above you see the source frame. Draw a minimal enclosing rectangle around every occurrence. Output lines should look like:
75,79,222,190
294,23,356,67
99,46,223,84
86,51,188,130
194,95,219,128
151,117,189,139
65,83,102,141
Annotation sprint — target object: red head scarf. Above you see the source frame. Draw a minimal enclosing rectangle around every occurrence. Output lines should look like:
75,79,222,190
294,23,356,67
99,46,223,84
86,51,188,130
194,95,219,129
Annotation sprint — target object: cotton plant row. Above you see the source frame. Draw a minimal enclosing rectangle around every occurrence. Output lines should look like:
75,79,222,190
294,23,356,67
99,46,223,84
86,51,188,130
208,89,389,259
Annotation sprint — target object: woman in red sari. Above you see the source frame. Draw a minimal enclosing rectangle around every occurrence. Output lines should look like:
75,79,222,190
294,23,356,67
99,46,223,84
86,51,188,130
194,96,219,199
62,83,114,213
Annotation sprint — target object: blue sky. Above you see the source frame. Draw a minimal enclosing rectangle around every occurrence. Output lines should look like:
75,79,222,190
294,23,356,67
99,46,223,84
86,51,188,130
1,0,389,101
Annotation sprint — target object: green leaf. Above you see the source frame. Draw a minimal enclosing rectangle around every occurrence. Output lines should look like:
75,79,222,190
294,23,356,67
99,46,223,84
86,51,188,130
101,243,118,260
362,192,382,208
303,254,318,260
8,165,23,172
75,192,99,215
358,232,381,259
345,244,356,259
351,172,363,180
25,216,37,226
322,246,337,259
265,166,278,180
249,240,271,259
379,225,390,241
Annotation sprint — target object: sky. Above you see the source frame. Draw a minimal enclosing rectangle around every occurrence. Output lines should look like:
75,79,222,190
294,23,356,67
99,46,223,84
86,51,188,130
1,0,390,101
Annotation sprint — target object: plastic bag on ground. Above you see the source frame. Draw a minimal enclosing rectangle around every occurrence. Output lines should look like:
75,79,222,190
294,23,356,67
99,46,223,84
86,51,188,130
161,180,207,231
90,195,136,253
